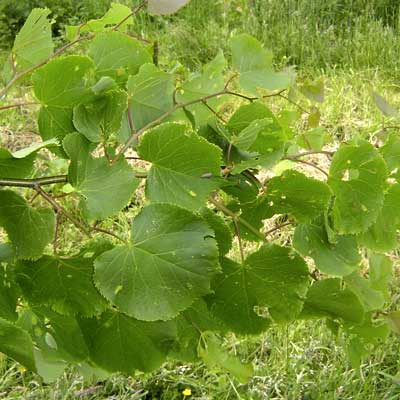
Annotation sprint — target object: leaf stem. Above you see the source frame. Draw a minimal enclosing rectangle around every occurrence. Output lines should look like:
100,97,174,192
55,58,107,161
278,93,310,114
209,197,267,242
34,185,92,237
283,157,329,177
288,150,334,158
232,218,245,263
265,221,294,236
92,227,126,243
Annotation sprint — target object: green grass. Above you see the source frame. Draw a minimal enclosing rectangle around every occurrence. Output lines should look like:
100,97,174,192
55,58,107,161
1,317,400,399
2,0,400,75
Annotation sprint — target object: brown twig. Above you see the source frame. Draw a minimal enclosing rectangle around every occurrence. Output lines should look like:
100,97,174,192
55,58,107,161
34,185,92,237
113,0,148,31
265,222,294,237
284,157,329,177
0,102,38,112
0,175,68,188
288,150,334,158
0,35,93,99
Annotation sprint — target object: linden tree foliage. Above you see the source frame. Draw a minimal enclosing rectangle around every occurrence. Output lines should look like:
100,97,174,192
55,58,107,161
0,1,399,383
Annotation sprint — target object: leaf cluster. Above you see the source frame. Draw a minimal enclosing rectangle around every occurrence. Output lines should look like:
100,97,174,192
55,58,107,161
0,0,399,382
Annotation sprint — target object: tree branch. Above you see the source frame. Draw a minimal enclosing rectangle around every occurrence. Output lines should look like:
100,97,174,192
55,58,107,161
0,102,38,112
288,150,334,158
34,185,92,237
283,157,329,177
113,0,148,31
0,175,68,188
0,35,92,100
209,197,267,242
265,221,294,236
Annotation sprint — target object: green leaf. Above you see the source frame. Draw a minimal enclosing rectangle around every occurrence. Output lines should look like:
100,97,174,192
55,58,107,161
226,103,286,172
89,32,151,85
12,138,59,158
176,52,227,126
245,245,309,322
0,266,18,321
0,148,35,179
138,123,222,211
63,133,140,220
127,63,174,131
293,222,360,276
37,308,89,363
369,254,393,301
0,190,55,260
297,127,330,150
0,318,36,371
33,56,94,107
328,140,387,234
79,310,176,373
344,272,385,312
73,90,127,142
380,133,400,171
300,279,365,323
239,195,274,241
299,78,324,103
228,102,274,133
0,243,15,264
148,0,191,15
231,117,284,154
307,109,321,128
17,255,108,317
344,315,389,343
222,173,259,205
38,106,74,144
231,34,291,94
358,184,400,252
91,76,117,95
65,3,134,41
18,307,88,367
12,8,54,71
208,258,271,334
198,332,253,383
171,300,225,362
94,203,219,321
266,170,332,223
371,91,398,117
347,337,366,369
385,311,400,335
200,208,232,256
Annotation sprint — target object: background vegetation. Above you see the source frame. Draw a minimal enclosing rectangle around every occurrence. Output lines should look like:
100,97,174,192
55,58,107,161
1,1,400,399
1,0,400,73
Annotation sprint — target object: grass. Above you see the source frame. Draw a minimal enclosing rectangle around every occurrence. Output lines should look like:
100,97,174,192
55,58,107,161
1,1,400,399
0,318,400,399
2,0,400,75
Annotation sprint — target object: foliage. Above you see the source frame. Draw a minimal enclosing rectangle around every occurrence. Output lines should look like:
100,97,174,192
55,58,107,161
0,0,399,384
